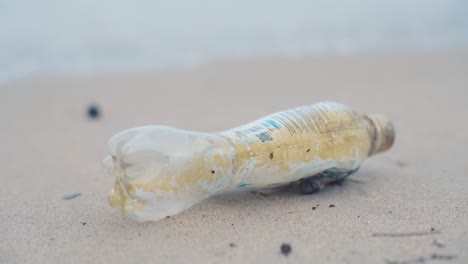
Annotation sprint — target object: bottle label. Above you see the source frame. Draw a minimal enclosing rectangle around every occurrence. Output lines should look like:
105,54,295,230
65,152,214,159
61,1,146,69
226,102,364,141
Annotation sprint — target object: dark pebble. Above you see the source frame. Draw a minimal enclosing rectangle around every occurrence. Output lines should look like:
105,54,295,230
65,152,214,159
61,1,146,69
87,104,100,119
329,204,335,208
280,243,292,256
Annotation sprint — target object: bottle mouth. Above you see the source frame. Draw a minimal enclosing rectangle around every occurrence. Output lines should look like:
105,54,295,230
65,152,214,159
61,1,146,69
365,114,395,156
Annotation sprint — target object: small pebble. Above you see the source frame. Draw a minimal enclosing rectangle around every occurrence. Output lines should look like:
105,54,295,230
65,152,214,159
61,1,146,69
87,104,100,119
63,193,81,200
280,243,292,256
229,243,236,248
329,204,335,208
312,206,317,210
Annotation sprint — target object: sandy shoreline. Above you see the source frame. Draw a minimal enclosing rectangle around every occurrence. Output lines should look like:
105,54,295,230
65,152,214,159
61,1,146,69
1,50,467,263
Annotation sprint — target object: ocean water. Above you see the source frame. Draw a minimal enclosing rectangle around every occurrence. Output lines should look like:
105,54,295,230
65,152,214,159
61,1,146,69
1,0,468,82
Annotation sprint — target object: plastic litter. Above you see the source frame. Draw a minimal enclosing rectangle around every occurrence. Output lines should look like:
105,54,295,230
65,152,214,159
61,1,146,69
102,102,394,222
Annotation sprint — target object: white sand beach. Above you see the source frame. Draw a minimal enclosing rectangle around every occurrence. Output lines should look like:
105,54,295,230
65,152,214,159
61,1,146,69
1,50,467,263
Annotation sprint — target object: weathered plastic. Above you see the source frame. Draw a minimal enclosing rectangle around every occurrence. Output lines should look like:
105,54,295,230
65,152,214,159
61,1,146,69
102,102,394,222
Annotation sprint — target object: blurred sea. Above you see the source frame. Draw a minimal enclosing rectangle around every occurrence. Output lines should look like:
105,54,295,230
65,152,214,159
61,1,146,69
1,0,468,83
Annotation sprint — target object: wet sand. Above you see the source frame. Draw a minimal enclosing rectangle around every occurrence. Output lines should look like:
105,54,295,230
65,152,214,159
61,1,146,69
1,50,467,263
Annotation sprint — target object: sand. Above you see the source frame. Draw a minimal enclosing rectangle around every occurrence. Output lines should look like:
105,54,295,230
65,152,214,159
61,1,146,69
1,50,467,263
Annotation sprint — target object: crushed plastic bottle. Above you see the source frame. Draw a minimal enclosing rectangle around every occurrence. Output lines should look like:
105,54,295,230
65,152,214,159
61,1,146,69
102,102,394,222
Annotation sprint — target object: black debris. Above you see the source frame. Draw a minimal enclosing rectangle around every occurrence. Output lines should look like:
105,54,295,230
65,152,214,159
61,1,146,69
87,104,100,119
329,204,335,208
229,243,236,248
280,243,292,256
312,206,317,210
211,170,215,174
299,180,320,195
335,179,344,186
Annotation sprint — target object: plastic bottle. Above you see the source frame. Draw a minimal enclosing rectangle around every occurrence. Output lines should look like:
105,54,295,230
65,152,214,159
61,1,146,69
102,102,394,222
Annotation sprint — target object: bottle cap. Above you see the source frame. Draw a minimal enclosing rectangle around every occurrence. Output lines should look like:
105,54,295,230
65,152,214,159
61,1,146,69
366,114,395,156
